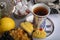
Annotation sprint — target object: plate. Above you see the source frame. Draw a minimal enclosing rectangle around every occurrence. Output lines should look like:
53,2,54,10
26,13,54,37
45,17,54,37
10,13,54,37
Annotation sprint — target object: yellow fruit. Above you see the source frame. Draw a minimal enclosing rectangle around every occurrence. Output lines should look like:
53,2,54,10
0,17,15,33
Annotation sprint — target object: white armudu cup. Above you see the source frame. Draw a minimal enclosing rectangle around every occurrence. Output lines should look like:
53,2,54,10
31,3,50,29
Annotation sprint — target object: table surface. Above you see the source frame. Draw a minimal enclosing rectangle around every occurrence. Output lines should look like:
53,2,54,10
45,14,60,40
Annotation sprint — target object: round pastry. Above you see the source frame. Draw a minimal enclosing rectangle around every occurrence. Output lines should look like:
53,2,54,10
33,28,46,39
